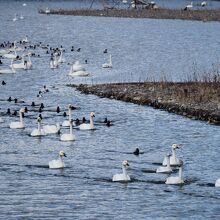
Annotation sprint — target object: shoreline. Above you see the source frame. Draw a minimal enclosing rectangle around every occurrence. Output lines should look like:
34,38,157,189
39,8,220,22
69,82,220,125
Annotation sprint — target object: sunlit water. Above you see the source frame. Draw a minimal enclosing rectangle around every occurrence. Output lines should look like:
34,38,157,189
0,0,220,219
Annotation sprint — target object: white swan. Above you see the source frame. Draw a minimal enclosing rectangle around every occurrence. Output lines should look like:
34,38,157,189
0,62,16,74
58,50,66,64
24,53,32,70
49,151,66,169
165,163,184,185
215,179,220,187
9,108,25,129
3,49,17,59
13,14,18,22
0,49,9,55
156,154,172,174
50,55,59,69
31,117,47,136
68,61,89,77
79,112,95,130
60,120,76,141
62,104,76,127
102,54,112,68
184,2,193,10
162,144,181,166
9,41,23,52
113,160,131,182
43,123,61,134
10,56,26,69
20,15,24,20
22,36,29,43
45,7,50,14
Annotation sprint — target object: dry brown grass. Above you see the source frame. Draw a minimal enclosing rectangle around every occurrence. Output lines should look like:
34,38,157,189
39,8,220,22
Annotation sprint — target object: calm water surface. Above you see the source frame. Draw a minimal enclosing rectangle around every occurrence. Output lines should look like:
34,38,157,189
0,0,219,219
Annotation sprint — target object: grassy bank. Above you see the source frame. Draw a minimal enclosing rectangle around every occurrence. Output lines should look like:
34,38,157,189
39,8,220,22
69,81,220,125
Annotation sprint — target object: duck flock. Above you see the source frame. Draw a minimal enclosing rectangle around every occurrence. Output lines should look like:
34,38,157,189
0,36,219,188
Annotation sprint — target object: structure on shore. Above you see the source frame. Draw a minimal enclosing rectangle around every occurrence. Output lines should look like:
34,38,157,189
38,6,220,22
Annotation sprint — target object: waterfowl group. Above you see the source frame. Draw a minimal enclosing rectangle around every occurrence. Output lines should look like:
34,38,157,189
1,37,218,190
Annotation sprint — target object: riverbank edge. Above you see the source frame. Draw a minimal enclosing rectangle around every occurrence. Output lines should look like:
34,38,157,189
39,8,220,22
68,82,220,125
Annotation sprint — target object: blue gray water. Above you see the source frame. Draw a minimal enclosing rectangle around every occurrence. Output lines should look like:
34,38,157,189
0,0,220,219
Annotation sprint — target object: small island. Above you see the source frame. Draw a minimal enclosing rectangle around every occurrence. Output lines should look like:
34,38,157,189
39,7,220,22
69,81,220,125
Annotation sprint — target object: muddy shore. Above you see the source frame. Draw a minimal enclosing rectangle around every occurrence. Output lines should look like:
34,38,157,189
69,82,220,125
39,8,220,22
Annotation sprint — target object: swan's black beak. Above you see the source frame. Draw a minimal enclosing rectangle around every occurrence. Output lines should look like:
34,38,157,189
63,153,67,157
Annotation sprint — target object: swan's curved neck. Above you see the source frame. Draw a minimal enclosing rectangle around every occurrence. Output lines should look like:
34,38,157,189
69,123,73,135
109,55,112,65
70,65,73,73
14,48,17,56
166,156,171,168
172,148,177,162
122,165,128,177
179,166,183,179
11,59,15,71
90,116,94,129
28,54,31,63
68,108,72,121
59,155,64,166
38,121,41,131
19,112,23,124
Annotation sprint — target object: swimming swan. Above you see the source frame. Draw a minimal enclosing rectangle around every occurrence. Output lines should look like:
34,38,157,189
49,151,66,169
68,61,89,77
102,54,112,68
43,123,61,134
157,154,173,174
13,14,18,22
163,144,181,166
165,163,184,185
215,178,220,187
60,119,76,141
62,104,76,127
50,54,59,69
58,50,66,63
10,56,25,69
79,112,95,130
31,117,47,136
0,63,16,74
24,53,32,70
112,160,131,182
9,108,25,129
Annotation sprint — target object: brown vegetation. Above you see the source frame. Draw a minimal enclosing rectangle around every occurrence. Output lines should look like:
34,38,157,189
39,8,220,22
69,81,220,125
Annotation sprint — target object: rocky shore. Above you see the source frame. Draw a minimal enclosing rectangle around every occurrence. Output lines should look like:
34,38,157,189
69,82,220,125
39,8,220,22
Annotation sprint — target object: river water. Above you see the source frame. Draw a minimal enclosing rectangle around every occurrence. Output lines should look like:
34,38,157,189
0,0,220,219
